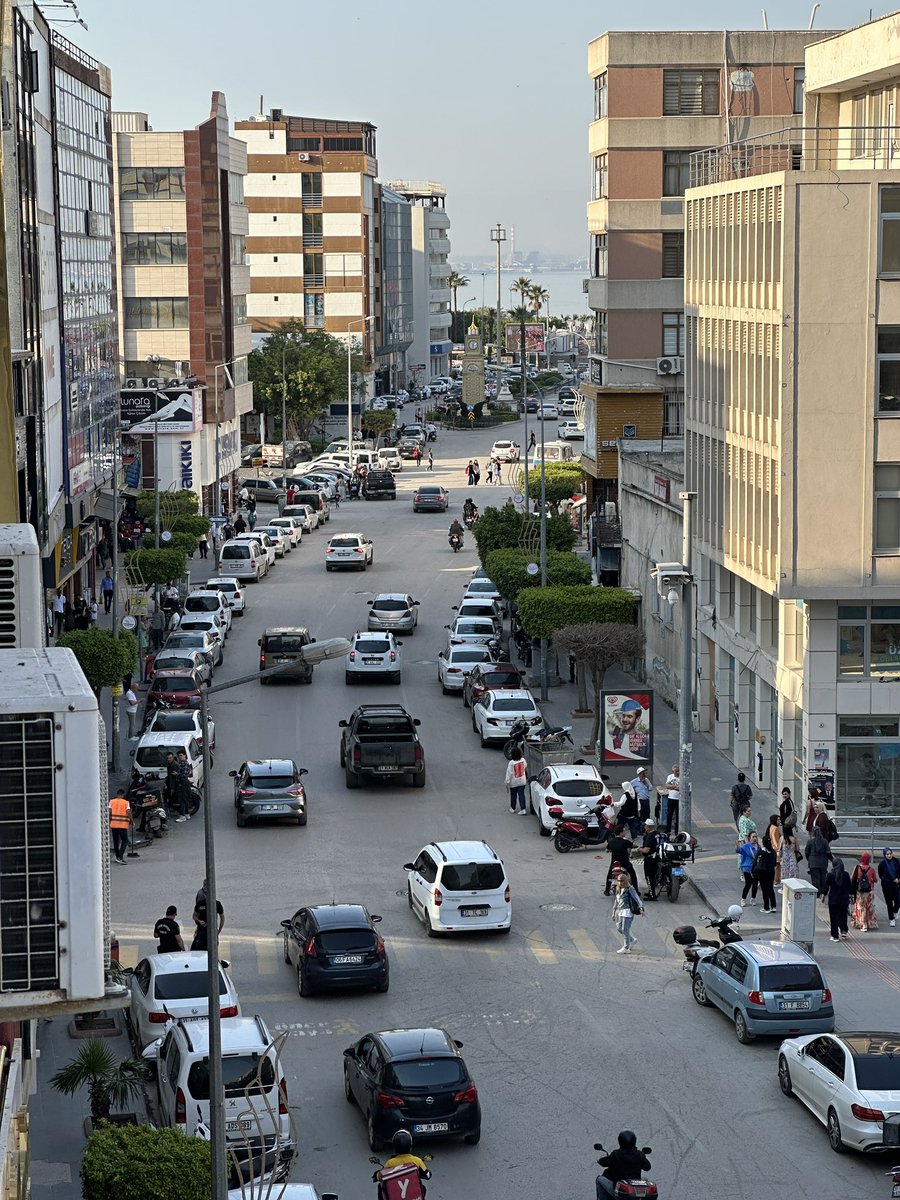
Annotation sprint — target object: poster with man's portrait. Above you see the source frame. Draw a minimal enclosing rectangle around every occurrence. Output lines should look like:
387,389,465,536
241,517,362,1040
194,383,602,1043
600,691,653,766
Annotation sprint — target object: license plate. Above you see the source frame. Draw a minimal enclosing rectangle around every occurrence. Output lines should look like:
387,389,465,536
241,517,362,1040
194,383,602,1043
778,1000,810,1011
413,1122,449,1134
363,658,381,665
376,765,397,772
891,1184,900,1198
671,866,685,876
226,1120,252,1132
333,955,364,965
462,907,489,917
275,657,290,663
262,804,286,812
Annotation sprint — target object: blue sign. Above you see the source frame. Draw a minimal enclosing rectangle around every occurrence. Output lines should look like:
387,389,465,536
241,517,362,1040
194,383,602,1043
430,340,453,355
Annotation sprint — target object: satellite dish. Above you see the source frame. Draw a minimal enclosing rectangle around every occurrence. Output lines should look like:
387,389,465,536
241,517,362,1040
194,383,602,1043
526,562,539,576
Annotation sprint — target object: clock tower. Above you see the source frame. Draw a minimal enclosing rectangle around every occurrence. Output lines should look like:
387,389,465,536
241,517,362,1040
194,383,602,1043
461,322,486,412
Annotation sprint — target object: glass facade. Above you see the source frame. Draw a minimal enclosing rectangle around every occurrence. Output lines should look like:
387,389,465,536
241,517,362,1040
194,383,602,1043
837,717,900,817
376,191,413,355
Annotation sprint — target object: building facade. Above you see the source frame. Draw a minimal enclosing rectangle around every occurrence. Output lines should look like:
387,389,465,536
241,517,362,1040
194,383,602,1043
387,180,452,384
374,184,413,394
685,12,900,822
112,93,252,515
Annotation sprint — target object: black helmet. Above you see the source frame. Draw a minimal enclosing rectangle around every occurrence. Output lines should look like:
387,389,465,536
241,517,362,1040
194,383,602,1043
391,1130,413,1154
618,1130,637,1150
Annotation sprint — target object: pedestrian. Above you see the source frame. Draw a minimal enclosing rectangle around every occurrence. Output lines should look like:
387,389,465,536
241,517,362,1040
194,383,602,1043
804,826,833,897
465,460,475,486
109,787,132,865
169,608,181,632
850,852,879,932
505,748,527,814
729,772,753,829
619,780,642,839
753,831,778,914
238,485,249,508
247,507,257,531
779,786,797,837
163,751,178,808
472,459,480,485
640,818,660,900
124,683,139,739
223,518,235,541
101,570,114,614
737,831,760,905
803,787,819,834
528,430,536,451
191,879,224,951
492,457,501,486
780,824,801,881
737,803,756,843
73,594,90,630
427,450,434,471
149,604,166,652
89,595,99,625
878,847,900,927
766,813,783,884
604,825,638,894
174,750,192,822
198,532,209,560
234,513,247,535
631,767,652,823
663,764,681,836
821,858,852,941
612,870,644,953
52,589,67,638
154,905,185,952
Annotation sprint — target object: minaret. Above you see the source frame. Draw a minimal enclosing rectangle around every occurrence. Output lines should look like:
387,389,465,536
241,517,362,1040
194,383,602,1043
461,321,486,413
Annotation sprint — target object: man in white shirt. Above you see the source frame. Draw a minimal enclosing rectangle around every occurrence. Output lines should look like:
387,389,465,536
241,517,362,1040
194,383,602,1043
663,765,681,837
124,686,139,739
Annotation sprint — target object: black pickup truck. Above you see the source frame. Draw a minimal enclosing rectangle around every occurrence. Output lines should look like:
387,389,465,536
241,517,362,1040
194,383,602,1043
339,705,425,789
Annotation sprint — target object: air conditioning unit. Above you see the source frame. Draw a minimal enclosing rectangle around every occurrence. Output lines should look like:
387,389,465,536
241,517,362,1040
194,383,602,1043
125,378,142,389
0,648,114,1017
656,356,683,376
604,501,618,522
147,377,163,389
0,524,42,648
298,152,310,162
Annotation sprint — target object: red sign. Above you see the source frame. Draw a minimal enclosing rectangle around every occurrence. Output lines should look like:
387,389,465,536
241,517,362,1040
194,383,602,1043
653,475,670,502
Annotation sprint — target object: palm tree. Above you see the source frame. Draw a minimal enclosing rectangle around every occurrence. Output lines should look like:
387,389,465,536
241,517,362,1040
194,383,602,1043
51,1037,150,1122
528,284,549,316
448,270,469,340
511,276,532,305
509,303,532,378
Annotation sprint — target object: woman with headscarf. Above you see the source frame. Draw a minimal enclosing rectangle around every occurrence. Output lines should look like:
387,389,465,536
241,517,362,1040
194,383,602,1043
878,848,900,928
822,858,852,941
804,826,833,897
850,852,879,932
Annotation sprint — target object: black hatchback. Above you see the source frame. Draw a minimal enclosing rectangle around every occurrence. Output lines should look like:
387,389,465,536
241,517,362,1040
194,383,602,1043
343,1027,481,1150
280,904,388,996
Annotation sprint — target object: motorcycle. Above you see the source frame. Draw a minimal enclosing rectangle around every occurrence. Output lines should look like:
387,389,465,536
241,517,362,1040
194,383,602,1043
503,720,573,760
548,802,609,853
463,507,479,529
593,1143,657,1199
654,831,695,902
887,1164,900,1200
673,910,743,980
449,532,463,553
486,636,510,663
370,1156,431,1200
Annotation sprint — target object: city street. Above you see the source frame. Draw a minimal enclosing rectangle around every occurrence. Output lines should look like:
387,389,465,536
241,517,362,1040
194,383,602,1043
95,417,888,1200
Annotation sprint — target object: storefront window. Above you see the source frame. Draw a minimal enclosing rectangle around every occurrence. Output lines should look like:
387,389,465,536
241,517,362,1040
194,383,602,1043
838,604,900,676
837,718,900,816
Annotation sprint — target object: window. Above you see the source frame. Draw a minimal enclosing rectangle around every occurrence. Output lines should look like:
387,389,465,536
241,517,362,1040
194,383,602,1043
593,71,608,120
122,232,188,265
662,231,684,277
838,605,900,675
119,167,185,201
227,172,244,205
880,187,900,276
591,233,607,278
663,390,684,435
304,293,324,327
302,212,322,246
663,69,719,116
875,464,900,552
793,68,805,115
123,297,188,328
852,96,867,157
287,136,321,152
230,234,246,265
877,326,900,413
323,136,363,151
303,253,323,287
302,173,323,206
232,295,247,326
663,151,692,197
662,312,685,355
592,153,608,201
595,311,608,356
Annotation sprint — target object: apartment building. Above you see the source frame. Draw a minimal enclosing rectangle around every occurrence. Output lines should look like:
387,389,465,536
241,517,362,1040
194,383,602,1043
388,180,452,385
582,30,826,514
234,110,378,399
685,12,900,821
112,93,252,515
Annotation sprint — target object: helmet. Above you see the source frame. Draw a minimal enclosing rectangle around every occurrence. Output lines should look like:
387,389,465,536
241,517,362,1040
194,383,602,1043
727,904,742,921
618,1130,637,1150
391,1130,413,1154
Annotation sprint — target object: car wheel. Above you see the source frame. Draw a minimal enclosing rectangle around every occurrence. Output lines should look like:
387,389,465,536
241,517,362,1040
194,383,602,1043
471,714,478,733
339,745,346,767
734,1010,754,1044
375,971,389,994
424,910,438,938
827,1108,845,1153
297,963,312,997
441,683,451,695
392,673,401,686
691,975,712,1007
325,565,332,572
282,933,291,965
367,1112,384,1153
235,808,246,828
345,767,360,790
464,1127,482,1146
462,690,469,708
778,1055,793,1097
539,819,550,838
480,728,488,749
297,813,307,826
343,1065,356,1105
345,673,353,685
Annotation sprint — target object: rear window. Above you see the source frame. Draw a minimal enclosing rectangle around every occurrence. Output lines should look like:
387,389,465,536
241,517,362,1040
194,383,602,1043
185,596,219,612
467,582,497,593
757,963,824,992
852,1055,900,1090
263,635,307,653
460,605,495,618
136,746,185,767
188,1054,275,1100
480,671,519,686
553,778,605,797
248,773,295,789
372,600,408,612
294,493,322,507
451,649,489,663
152,677,196,692
154,970,226,1000
417,488,441,496
456,621,492,633
149,714,195,732
356,639,390,653
441,863,505,891
491,697,536,713
154,656,194,670
356,717,414,735
331,537,362,548
209,582,237,595
317,930,376,954
221,545,250,559
385,1058,464,1090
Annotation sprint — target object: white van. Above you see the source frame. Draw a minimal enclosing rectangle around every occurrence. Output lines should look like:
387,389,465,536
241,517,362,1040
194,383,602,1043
377,446,402,471
218,539,266,582
354,449,381,469
534,440,575,463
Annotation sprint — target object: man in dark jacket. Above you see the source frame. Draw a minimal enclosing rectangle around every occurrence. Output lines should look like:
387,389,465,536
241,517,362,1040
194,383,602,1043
730,772,753,829
604,826,637,894
596,1132,652,1198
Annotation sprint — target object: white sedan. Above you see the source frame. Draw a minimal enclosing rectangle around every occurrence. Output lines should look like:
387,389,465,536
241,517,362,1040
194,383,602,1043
530,764,612,835
268,516,303,548
128,952,240,1049
490,439,521,462
471,689,541,746
558,420,584,440
258,525,290,556
206,576,246,616
464,577,502,604
538,402,559,420
778,1031,900,1153
437,643,495,693
445,616,497,647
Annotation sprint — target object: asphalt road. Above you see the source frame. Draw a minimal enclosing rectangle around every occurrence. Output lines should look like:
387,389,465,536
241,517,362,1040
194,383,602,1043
111,416,887,1200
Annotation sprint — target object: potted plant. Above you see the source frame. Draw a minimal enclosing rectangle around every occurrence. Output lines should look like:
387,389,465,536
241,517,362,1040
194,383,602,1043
51,1037,150,1133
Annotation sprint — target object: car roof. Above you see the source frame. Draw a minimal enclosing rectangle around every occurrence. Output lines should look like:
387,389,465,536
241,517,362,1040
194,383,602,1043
136,731,197,747
375,1028,457,1060
430,839,500,863
187,589,226,599
416,486,443,492
371,593,411,602
228,1188,319,1200
151,668,201,680
175,1016,270,1054
147,951,212,973
353,704,410,715
734,940,818,964
206,576,239,585
486,689,535,702
548,764,601,780
262,626,310,635
449,644,490,657
245,758,296,774
833,1033,900,1055
305,903,372,929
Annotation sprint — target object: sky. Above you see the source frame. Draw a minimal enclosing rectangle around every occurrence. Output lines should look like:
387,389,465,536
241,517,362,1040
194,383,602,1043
69,0,894,261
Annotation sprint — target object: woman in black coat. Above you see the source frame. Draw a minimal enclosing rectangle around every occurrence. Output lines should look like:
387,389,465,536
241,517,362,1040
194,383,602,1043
821,858,852,940
753,832,778,915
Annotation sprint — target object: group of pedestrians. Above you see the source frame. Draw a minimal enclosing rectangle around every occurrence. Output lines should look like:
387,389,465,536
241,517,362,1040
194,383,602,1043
464,460,481,486
153,879,224,954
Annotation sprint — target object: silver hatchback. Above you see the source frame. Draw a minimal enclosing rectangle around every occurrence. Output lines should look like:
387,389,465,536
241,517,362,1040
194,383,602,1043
367,593,419,636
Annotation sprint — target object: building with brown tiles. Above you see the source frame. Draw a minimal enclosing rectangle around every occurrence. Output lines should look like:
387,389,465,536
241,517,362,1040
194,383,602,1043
112,93,252,515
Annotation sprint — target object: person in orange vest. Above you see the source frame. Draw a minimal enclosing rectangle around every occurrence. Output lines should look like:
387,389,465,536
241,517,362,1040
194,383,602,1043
109,788,132,865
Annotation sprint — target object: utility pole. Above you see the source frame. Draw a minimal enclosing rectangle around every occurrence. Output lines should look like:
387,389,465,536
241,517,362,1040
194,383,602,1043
679,490,697,836
146,354,161,547
281,341,288,494
110,433,120,773
539,404,548,701
520,313,529,503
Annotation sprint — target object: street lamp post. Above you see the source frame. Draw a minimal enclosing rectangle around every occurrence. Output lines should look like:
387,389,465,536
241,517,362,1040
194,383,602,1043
281,343,288,495
490,224,506,367
678,491,697,837
146,355,161,547
347,316,375,466
199,637,351,1200
539,405,548,702
214,361,237,518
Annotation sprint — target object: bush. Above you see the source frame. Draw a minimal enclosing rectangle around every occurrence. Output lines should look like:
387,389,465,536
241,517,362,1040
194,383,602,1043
472,505,576,565
483,548,591,601
125,548,187,587
81,1124,211,1200
516,586,635,640
57,628,136,693
134,491,199,523
170,514,211,539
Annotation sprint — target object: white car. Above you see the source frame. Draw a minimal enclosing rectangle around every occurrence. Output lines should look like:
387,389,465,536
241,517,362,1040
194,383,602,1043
429,377,452,393
286,504,318,533
128,952,240,1049
558,420,584,440
490,439,520,462
471,688,541,747
234,531,276,569
404,840,510,936
142,707,216,752
377,448,402,471
345,631,402,684
205,576,245,616
401,424,426,444
530,764,611,835
178,612,226,648
538,402,559,420
437,642,495,693
183,590,232,635
464,577,503,604
268,516,303,548
778,1032,900,1152
445,616,498,647
257,525,290,556
325,532,374,572
558,397,578,416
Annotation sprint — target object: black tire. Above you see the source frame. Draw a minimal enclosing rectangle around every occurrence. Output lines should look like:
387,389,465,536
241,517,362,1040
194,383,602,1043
407,882,414,910
471,714,478,733
479,728,488,749
236,808,246,828
441,683,451,695
392,673,401,686
325,565,332,572
345,674,353,685
778,1055,793,1097
412,769,426,788
539,821,550,838
463,1127,482,1146
462,690,469,708
345,767,360,790
374,972,390,994
297,813,307,826
553,834,574,854
343,1066,356,1105
691,974,712,1007
734,1010,754,1044
668,876,681,903
339,746,346,767
367,1113,383,1153
297,963,311,997
282,933,291,965
188,788,201,816
424,911,437,938
827,1108,845,1153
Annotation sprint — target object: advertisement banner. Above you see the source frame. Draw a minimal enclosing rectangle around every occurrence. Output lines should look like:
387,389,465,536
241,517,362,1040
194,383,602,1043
120,386,203,433
600,690,654,767
504,322,545,353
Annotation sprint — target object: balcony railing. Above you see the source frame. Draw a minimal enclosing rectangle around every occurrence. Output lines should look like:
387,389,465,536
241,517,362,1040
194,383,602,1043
304,274,324,288
302,195,323,210
690,125,900,189
302,233,323,248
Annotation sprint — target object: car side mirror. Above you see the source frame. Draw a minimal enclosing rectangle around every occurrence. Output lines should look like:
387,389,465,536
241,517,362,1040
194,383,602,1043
413,600,420,606
342,1048,354,1059
321,1193,339,1200
297,768,309,777
371,914,382,923
280,919,291,929
142,1040,163,1060
413,718,421,726
453,1039,464,1049
402,862,415,871
228,770,237,778
338,720,348,728
452,605,458,611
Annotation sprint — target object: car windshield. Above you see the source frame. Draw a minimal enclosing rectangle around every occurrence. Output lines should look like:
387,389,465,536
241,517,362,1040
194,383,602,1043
757,963,825,992
417,488,441,495
188,1054,275,1100
452,649,489,662
441,863,505,891
456,621,491,633
154,970,226,1000
154,657,195,671
385,1058,465,1090
152,677,196,692
356,639,390,653
852,1055,900,1090
331,537,361,548
264,636,306,653
221,546,249,559
248,773,295,789
149,714,196,732
552,778,605,797
317,930,376,954
135,746,186,766
491,697,536,713
372,600,408,612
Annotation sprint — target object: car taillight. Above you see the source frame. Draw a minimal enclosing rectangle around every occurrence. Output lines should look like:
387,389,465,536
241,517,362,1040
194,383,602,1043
453,1083,478,1103
433,887,443,907
486,718,500,726
349,651,356,661
747,991,765,1006
220,1005,238,1018
389,651,396,662
504,885,510,903
415,745,423,763
326,547,334,554
447,667,461,674
851,1103,885,1121
259,654,265,666
250,559,257,568
187,765,194,778
278,1078,289,1116
374,933,385,953
239,788,257,796
376,1091,405,1109
822,988,832,1003
288,786,305,797
354,547,363,553
353,746,361,764
149,1011,169,1024
304,936,318,958
175,1087,186,1124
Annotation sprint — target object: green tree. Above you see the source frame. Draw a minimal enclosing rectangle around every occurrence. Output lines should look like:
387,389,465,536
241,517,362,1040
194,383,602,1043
359,410,397,441
51,1038,150,1123
517,462,584,509
484,547,592,601
81,1125,211,1200
57,628,137,696
134,490,198,523
553,622,647,750
511,276,532,304
515,586,634,640
448,270,469,328
170,513,211,539
472,505,576,565
125,548,187,587
249,321,361,437
528,283,549,317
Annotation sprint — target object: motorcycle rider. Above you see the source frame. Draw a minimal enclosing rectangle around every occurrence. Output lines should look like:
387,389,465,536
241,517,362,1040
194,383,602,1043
372,1130,431,1198
448,517,464,547
596,1131,652,1199
640,818,661,900
463,497,478,524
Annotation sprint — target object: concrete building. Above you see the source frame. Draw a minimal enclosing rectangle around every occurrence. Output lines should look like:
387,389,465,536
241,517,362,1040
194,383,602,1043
685,12,900,822
387,180,452,385
234,109,377,400
112,94,252,515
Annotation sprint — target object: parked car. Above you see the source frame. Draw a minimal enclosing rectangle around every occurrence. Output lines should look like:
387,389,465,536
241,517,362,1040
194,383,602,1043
234,531,277,570
377,447,402,472
530,764,611,835
205,576,246,616
267,516,303,548
346,631,403,685
463,577,502,604
128,952,239,1048
471,689,541,746
178,613,226,648
404,840,510,936
445,616,498,648
145,669,206,712
237,476,285,505
490,439,520,463
142,707,215,752
230,758,309,827
413,485,449,513
367,593,419,635
437,643,495,694
184,590,232,634
149,648,212,687
325,532,374,572
462,662,525,708
163,629,222,668
218,539,267,583
258,627,315,684
132,729,205,786
281,904,388,996
452,599,502,636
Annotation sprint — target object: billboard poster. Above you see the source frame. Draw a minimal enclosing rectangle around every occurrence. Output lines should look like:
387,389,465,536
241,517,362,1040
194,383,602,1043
600,690,653,767
504,322,545,353
120,386,203,433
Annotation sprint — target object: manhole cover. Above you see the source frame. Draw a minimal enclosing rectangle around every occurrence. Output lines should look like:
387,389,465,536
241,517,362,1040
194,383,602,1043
541,902,576,912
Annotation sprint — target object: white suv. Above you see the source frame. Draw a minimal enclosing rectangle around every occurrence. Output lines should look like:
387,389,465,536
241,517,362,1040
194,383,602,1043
184,590,232,635
403,840,511,936
346,631,402,685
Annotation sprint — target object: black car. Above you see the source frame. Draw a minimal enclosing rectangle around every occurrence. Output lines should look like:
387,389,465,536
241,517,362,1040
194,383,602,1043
281,904,387,996
343,1027,480,1150
363,470,396,500
558,385,578,401
412,485,449,513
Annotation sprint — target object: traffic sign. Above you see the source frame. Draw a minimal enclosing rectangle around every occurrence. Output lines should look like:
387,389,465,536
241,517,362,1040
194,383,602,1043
161,530,173,543
526,563,539,576
121,616,137,631
514,492,524,504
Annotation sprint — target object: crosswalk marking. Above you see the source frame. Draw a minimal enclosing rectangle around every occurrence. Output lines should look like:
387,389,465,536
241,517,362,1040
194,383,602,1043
526,932,558,964
568,929,602,962
255,939,281,976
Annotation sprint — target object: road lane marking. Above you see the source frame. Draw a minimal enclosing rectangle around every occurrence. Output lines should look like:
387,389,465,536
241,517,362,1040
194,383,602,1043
119,942,139,968
569,929,602,961
255,939,281,976
525,932,557,964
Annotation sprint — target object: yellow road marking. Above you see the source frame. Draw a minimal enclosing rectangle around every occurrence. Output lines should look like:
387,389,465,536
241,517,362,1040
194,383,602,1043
569,929,602,962
526,932,558,964
256,940,281,976
119,942,139,968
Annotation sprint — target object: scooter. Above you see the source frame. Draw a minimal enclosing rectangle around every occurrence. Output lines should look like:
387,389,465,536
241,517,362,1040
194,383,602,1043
370,1156,431,1200
503,720,573,760
449,532,462,553
463,508,479,529
672,909,743,971
549,802,609,853
593,1143,658,1199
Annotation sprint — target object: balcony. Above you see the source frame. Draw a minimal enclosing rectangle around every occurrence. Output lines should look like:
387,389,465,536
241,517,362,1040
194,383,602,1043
691,125,899,189
302,232,323,248
304,274,324,288
302,194,323,210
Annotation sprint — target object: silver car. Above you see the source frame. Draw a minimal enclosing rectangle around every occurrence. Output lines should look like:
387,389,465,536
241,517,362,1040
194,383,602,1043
367,593,419,635
345,632,402,685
